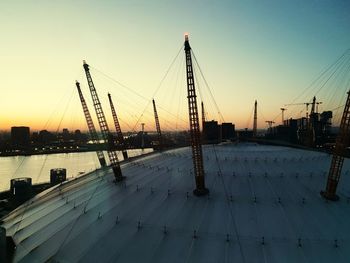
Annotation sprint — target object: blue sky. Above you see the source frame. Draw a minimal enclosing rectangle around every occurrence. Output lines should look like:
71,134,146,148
0,1,349,131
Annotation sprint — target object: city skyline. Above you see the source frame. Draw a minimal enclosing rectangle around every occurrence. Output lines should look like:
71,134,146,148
1,1,350,132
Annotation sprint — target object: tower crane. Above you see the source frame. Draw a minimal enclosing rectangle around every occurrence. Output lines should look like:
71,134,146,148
83,61,124,182
265,121,275,129
285,97,322,146
309,96,316,116
108,93,128,160
284,102,311,119
306,96,317,146
76,81,107,167
316,101,323,113
280,108,287,124
284,97,323,118
265,120,275,136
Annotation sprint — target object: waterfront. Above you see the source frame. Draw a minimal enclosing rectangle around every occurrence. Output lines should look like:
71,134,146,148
0,149,152,192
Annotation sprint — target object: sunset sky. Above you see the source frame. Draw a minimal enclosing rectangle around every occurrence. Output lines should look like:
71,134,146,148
1,1,349,132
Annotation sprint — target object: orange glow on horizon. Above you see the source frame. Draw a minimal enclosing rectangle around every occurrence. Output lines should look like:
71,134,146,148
0,112,268,133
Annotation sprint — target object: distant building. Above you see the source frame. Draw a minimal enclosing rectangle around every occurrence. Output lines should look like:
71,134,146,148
267,111,333,146
74,129,87,143
221,123,235,140
203,121,236,143
203,120,219,143
38,130,56,144
272,125,293,141
62,128,70,142
11,126,30,149
237,128,254,140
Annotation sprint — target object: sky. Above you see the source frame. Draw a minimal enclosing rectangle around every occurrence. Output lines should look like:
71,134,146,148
1,0,349,132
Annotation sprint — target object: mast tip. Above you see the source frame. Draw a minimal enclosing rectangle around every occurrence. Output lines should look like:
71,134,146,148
184,32,189,41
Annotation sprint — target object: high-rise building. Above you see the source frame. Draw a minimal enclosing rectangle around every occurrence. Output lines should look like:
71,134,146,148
38,130,55,144
203,120,219,143
11,126,30,149
62,128,70,142
221,123,235,140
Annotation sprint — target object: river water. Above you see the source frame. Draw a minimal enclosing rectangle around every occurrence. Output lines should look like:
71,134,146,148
0,149,152,192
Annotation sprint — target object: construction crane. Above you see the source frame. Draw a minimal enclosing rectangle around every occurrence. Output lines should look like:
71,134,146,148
305,96,317,147
280,108,287,124
285,97,322,146
321,90,350,201
76,81,107,167
265,120,275,136
316,101,323,113
253,100,257,137
309,96,316,116
284,97,323,118
108,93,128,160
265,120,275,129
83,61,124,182
284,102,311,119
184,34,209,196
152,99,163,150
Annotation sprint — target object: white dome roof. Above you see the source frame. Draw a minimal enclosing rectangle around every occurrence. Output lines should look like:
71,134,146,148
2,143,350,262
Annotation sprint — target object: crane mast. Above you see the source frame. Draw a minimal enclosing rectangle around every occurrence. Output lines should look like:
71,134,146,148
76,81,106,167
306,96,317,146
108,93,128,160
253,100,257,137
280,108,287,124
321,90,350,200
201,101,205,131
284,102,310,119
152,99,163,150
266,120,275,134
266,121,275,128
309,96,316,116
184,35,209,196
83,61,124,181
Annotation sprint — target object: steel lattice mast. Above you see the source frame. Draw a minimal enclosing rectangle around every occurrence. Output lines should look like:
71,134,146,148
201,101,205,131
108,93,128,160
321,90,350,200
184,35,209,196
76,81,107,167
253,100,257,137
152,99,163,150
83,61,124,181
